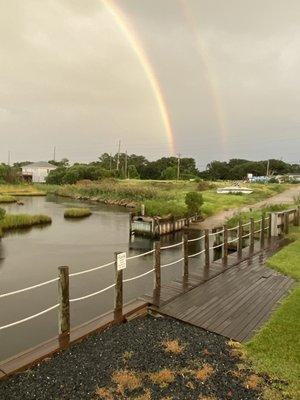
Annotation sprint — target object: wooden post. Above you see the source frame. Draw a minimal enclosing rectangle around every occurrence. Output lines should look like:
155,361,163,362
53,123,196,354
223,225,228,266
250,218,255,254
268,213,272,239
261,213,265,248
295,206,300,227
284,212,289,235
58,266,70,348
238,220,243,259
114,252,123,322
204,229,210,270
183,233,189,277
154,241,161,289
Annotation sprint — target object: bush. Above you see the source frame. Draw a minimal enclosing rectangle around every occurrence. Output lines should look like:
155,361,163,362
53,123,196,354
64,208,92,218
197,180,212,191
185,192,204,215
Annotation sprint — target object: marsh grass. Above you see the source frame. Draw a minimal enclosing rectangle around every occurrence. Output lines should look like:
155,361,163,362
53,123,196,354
64,208,92,218
0,214,52,237
0,195,16,203
0,184,46,197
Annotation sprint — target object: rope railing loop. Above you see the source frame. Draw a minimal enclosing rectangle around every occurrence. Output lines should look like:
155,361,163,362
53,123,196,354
0,277,59,299
227,225,239,232
70,283,115,303
123,268,155,283
69,261,114,277
161,258,184,269
161,241,183,250
188,249,205,258
0,304,59,331
188,235,205,243
126,249,155,261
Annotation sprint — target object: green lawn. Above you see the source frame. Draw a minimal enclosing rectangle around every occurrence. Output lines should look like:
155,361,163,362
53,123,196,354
245,227,300,399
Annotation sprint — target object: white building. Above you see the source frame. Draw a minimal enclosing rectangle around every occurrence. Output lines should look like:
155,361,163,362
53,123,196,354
22,162,57,183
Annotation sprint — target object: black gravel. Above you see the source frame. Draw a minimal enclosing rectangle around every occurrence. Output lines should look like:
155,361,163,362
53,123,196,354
0,316,267,400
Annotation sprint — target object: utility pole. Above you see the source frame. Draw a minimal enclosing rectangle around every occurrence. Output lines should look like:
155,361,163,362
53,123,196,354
177,153,181,180
53,146,56,162
266,159,270,177
109,153,112,171
125,150,128,179
8,150,11,166
116,140,121,172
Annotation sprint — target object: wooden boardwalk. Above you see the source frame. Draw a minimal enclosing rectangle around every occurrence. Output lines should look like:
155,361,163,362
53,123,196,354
148,243,294,342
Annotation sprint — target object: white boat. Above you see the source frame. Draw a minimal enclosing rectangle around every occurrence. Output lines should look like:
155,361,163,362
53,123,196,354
216,186,253,194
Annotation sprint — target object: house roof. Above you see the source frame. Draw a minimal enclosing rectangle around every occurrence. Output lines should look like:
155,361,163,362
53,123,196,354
23,162,57,169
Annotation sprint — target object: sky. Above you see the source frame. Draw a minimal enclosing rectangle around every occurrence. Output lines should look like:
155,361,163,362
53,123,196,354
0,0,300,168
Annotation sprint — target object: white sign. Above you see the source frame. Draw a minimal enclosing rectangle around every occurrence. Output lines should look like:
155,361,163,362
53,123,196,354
117,252,127,271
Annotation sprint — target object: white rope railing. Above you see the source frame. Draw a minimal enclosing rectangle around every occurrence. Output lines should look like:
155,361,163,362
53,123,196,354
69,261,114,277
254,219,262,224
209,243,224,250
123,268,155,283
188,249,205,258
254,229,262,234
188,235,205,243
126,249,155,261
70,283,115,303
242,222,251,227
227,237,239,244
161,241,183,250
242,232,251,238
227,225,239,232
161,258,184,269
0,304,59,331
0,277,59,299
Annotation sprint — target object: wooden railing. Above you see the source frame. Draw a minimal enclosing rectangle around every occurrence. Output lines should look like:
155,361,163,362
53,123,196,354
1,206,299,350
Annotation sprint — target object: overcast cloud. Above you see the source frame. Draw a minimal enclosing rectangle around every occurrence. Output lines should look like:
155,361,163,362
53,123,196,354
0,0,299,167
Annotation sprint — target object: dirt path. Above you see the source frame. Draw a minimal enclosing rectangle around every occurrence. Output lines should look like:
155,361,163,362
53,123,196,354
194,185,300,230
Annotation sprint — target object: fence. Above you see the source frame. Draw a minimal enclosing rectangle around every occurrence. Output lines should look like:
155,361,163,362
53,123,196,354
0,207,299,350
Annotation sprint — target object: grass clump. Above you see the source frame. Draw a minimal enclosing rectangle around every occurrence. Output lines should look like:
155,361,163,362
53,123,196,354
64,208,92,218
0,195,17,203
0,214,52,237
245,226,300,398
162,339,186,354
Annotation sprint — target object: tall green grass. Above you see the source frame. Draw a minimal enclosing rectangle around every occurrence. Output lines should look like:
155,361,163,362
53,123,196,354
0,195,16,203
64,208,91,218
0,214,52,237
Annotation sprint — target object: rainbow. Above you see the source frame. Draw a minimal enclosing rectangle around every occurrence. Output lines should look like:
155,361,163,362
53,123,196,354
101,0,176,155
179,0,228,155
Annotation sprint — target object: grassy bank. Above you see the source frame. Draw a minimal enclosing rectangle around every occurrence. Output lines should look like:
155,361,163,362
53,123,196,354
0,195,17,203
245,227,300,399
0,214,52,237
64,208,91,218
0,184,46,197
44,180,289,218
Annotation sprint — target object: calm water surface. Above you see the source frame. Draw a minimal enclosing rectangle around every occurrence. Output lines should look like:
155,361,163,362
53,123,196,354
0,196,201,360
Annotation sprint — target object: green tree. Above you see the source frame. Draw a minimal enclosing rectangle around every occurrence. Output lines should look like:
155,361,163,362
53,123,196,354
185,192,204,215
128,165,140,179
162,166,177,180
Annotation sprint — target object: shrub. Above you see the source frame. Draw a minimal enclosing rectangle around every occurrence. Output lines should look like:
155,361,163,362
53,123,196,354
197,180,212,191
0,207,6,221
185,192,204,215
64,208,92,218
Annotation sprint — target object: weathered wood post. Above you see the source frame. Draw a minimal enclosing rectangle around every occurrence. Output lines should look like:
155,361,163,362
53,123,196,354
223,225,228,267
271,212,279,237
284,212,289,235
261,212,265,248
238,220,243,259
204,229,210,279
268,213,272,239
58,266,70,348
114,252,124,322
295,206,300,227
183,233,189,277
250,217,255,254
153,241,161,306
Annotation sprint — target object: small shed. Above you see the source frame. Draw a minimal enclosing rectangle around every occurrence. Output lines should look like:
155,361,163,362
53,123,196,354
22,162,57,183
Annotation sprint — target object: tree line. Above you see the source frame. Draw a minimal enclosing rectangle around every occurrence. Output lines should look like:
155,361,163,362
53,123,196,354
0,155,299,185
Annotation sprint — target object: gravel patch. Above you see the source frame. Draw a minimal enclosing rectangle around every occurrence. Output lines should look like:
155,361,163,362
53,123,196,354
0,316,268,400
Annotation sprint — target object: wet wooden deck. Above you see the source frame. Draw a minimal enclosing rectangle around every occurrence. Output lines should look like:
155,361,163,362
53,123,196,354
148,242,294,342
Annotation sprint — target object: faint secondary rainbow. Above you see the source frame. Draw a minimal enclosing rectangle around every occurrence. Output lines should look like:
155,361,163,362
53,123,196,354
101,0,176,155
179,0,228,155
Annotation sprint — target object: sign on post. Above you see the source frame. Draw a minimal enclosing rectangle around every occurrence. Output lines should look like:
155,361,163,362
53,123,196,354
116,252,127,271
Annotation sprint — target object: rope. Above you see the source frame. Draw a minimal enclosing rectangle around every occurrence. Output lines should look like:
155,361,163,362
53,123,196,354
188,235,205,243
69,261,114,277
70,283,115,303
254,219,262,224
123,268,155,283
242,222,251,227
227,237,239,244
227,225,239,232
161,241,183,250
254,229,262,234
0,304,59,331
209,243,223,250
126,249,155,260
161,258,184,269
0,277,59,299
242,233,251,238
188,249,205,258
